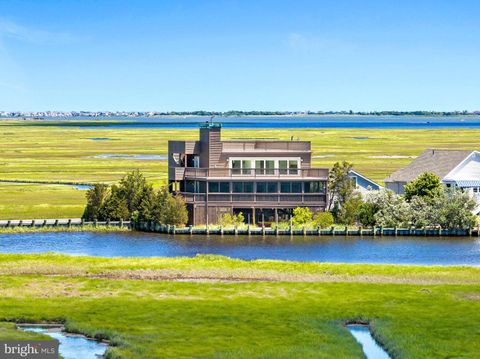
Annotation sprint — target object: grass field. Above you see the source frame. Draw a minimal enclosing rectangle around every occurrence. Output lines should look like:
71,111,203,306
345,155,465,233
2,120,480,219
0,253,478,358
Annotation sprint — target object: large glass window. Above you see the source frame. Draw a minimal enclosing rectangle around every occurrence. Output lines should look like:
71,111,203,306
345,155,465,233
289,160,298,175
292,182,302,193
267,182,278,193
219,182,230,193
232,182,254,193
186,180,195,193
231,158,300,176
304,181,325,193
233,182,243,193
244,182,254,193
256,182,278,193
281,182,302,193
242,160,252,175
280,182,291,193
209,182,230,193
231,160,241,175
208,182,219,193
256,182,266,193
255,160,265,175
186,180,205,193
266,160,275,175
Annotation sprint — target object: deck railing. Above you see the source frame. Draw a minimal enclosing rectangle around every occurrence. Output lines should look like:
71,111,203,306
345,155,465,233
181,167,328,179
180,192,326,204
0,219,131,229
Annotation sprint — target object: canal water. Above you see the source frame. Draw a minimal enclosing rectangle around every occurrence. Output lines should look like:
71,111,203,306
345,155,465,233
12,115,480,129
1,232,480,265
19,326,107,359
347,325,391,359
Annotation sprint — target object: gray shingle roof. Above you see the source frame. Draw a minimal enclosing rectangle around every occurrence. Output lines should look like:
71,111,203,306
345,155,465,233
384,149,473,183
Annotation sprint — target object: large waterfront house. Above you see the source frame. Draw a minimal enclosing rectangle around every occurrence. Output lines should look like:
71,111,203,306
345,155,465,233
385,149,480,201
168,123,329,225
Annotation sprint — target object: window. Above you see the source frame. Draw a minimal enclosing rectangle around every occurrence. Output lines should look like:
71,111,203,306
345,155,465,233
292,182,302,193
186,180,205,193
186,155,199,168
289,160,298,175
186,180,195,193
242,160,252,175
233,182,243,193
232,160,241,175
231,158,300,176
257,182,278,193
208,182,219,193
255,160,276,175
304,181,325,193
257,182,266,193
280,182,291,193
232,182,254,193
266,160,275,175
209,182,230,193
244,182,254,193
267,182,278,193
219,182,230,193
255,160,265,175
281,182,303,193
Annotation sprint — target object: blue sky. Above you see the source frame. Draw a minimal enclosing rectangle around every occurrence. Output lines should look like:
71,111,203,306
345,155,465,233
0,0,479,112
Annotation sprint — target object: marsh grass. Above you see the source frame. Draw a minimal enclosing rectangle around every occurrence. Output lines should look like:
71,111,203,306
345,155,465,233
3,121,480,217
0,254,479,357
0,225,131,234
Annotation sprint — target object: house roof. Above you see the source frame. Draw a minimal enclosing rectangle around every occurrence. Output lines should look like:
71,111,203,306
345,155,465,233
349,170,382,189
384,149,473,183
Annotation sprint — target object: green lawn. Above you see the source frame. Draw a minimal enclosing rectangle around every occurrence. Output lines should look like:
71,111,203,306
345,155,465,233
2,120,480,218
0,253,479,358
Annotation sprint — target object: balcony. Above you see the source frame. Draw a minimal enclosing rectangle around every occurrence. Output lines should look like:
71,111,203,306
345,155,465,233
179,192,327,206
222,141,310,153
179,167,328,180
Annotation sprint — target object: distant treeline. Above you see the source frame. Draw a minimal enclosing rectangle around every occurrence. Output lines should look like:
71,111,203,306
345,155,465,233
165,110,480,117
2,110,480,118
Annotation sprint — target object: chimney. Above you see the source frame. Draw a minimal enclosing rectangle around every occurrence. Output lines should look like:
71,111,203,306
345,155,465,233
199,122,222,168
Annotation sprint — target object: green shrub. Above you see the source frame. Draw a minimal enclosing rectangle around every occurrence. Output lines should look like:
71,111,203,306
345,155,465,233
404,172,442,201
357,202,378,227
292,207,312,226
312,212,334,228
219,212,244,227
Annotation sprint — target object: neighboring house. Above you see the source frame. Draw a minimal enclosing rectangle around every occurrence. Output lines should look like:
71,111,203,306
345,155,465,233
168,122,329,225
348,170,382,196
385,149,480,199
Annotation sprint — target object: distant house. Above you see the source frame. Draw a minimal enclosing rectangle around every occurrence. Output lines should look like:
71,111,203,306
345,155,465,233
348,170,382,196
385,149,480,198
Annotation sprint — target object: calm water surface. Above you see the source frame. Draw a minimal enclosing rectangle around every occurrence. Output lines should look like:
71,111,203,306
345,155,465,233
20,327,107,359
1,232,480,265
6,115,480,129
347,325,391,359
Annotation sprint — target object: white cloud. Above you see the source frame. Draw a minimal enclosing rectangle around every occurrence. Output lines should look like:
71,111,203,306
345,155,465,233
0,18,78,44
